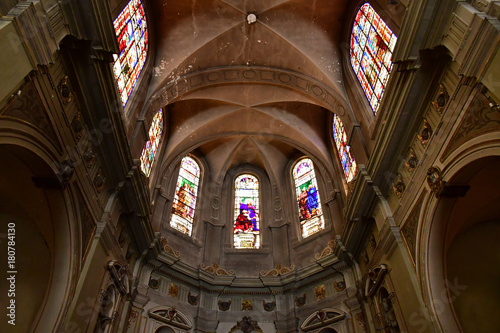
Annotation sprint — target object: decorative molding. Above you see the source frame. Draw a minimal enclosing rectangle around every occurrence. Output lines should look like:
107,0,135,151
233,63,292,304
432,84,449,114
441,91,500,162
392,173,405,198
300,309,346,331
259,264,295,277
417,119,433,146
229,316,264,333
405,148,419,172
148,66,349,119
401,194,425,266
333,275,346,292
159,237,180,257
314,239,337,260
200,263,235,276
188,292,198,306
148,307,192,330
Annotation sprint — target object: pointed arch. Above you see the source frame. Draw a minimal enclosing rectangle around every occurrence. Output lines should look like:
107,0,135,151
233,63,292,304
233,174,261,249
333,114,357,182
350,3,397,114
293,158,325,238
140,110,163,177
170,156,200,236
112,0,148,106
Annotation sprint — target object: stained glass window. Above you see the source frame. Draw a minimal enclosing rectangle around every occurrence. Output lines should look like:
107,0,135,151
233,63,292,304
293,158,325,238
112,0,148,106
233,174,260,249
170,156,200,236
140,110,163,177
350,3,397,114
333,114,357,182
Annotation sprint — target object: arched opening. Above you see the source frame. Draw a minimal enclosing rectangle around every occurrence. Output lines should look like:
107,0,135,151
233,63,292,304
155,327,175,333
0,144,75,332
424,157,500,332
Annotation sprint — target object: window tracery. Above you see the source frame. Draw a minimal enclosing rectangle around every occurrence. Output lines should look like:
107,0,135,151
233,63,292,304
333,114,357,182
170,156,200,236
293,158,325,238
350,3,397,114
112,0,148,106
233,174,260,249
140,110,163,177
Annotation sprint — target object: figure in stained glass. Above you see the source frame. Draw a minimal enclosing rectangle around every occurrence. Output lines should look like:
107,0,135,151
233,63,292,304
333,114,357,182
293,159,325,238
140,110,163,177
113,0,148,106
350,3,397,114
233,175,260,249
170,156,200,236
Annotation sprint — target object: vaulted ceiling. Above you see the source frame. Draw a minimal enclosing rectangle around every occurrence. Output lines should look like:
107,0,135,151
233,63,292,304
146,0,351,185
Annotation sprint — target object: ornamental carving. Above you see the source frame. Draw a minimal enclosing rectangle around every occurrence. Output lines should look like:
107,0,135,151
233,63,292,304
188,292,198,306
58,75,73,105
200,263,235,276
432,84,449,113
295,293,306,307
401,194,425,265
149,66,349,122
417,119,433,146
333,275,346,292
405,148,418,172
83,146,95,168
259,264,295,277
441,91,500,162
365,264,388,297
218,299,231,311
392,173,405,198
93,169,105,193
229,316,264,333
315,239,337,260
314,285,326,300
159,237,180,257
149,277,160,289
168,283,179,298
72,112,84,140
263,300,276,311
242,299,253,311
426,166,445,196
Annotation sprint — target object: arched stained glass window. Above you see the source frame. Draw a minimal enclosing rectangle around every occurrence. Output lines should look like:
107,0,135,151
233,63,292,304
350,3,397,115
333,114,357,182
293,158,325,238
140,110,163,177
113,0,148,106
170,156,200,236
233,174,260,249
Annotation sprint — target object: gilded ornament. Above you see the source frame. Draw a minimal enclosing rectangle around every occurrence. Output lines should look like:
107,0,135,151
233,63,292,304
168,283,179,298
241,299,253,311
314,239,337,260
426,166,445,196
417,119,433,145
218,299,231,311
200,263,234,276
314,285,326,300
432,84,449,114
58,75,73,105
405,148,418,172
259,264,295,277
392,173,405,198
